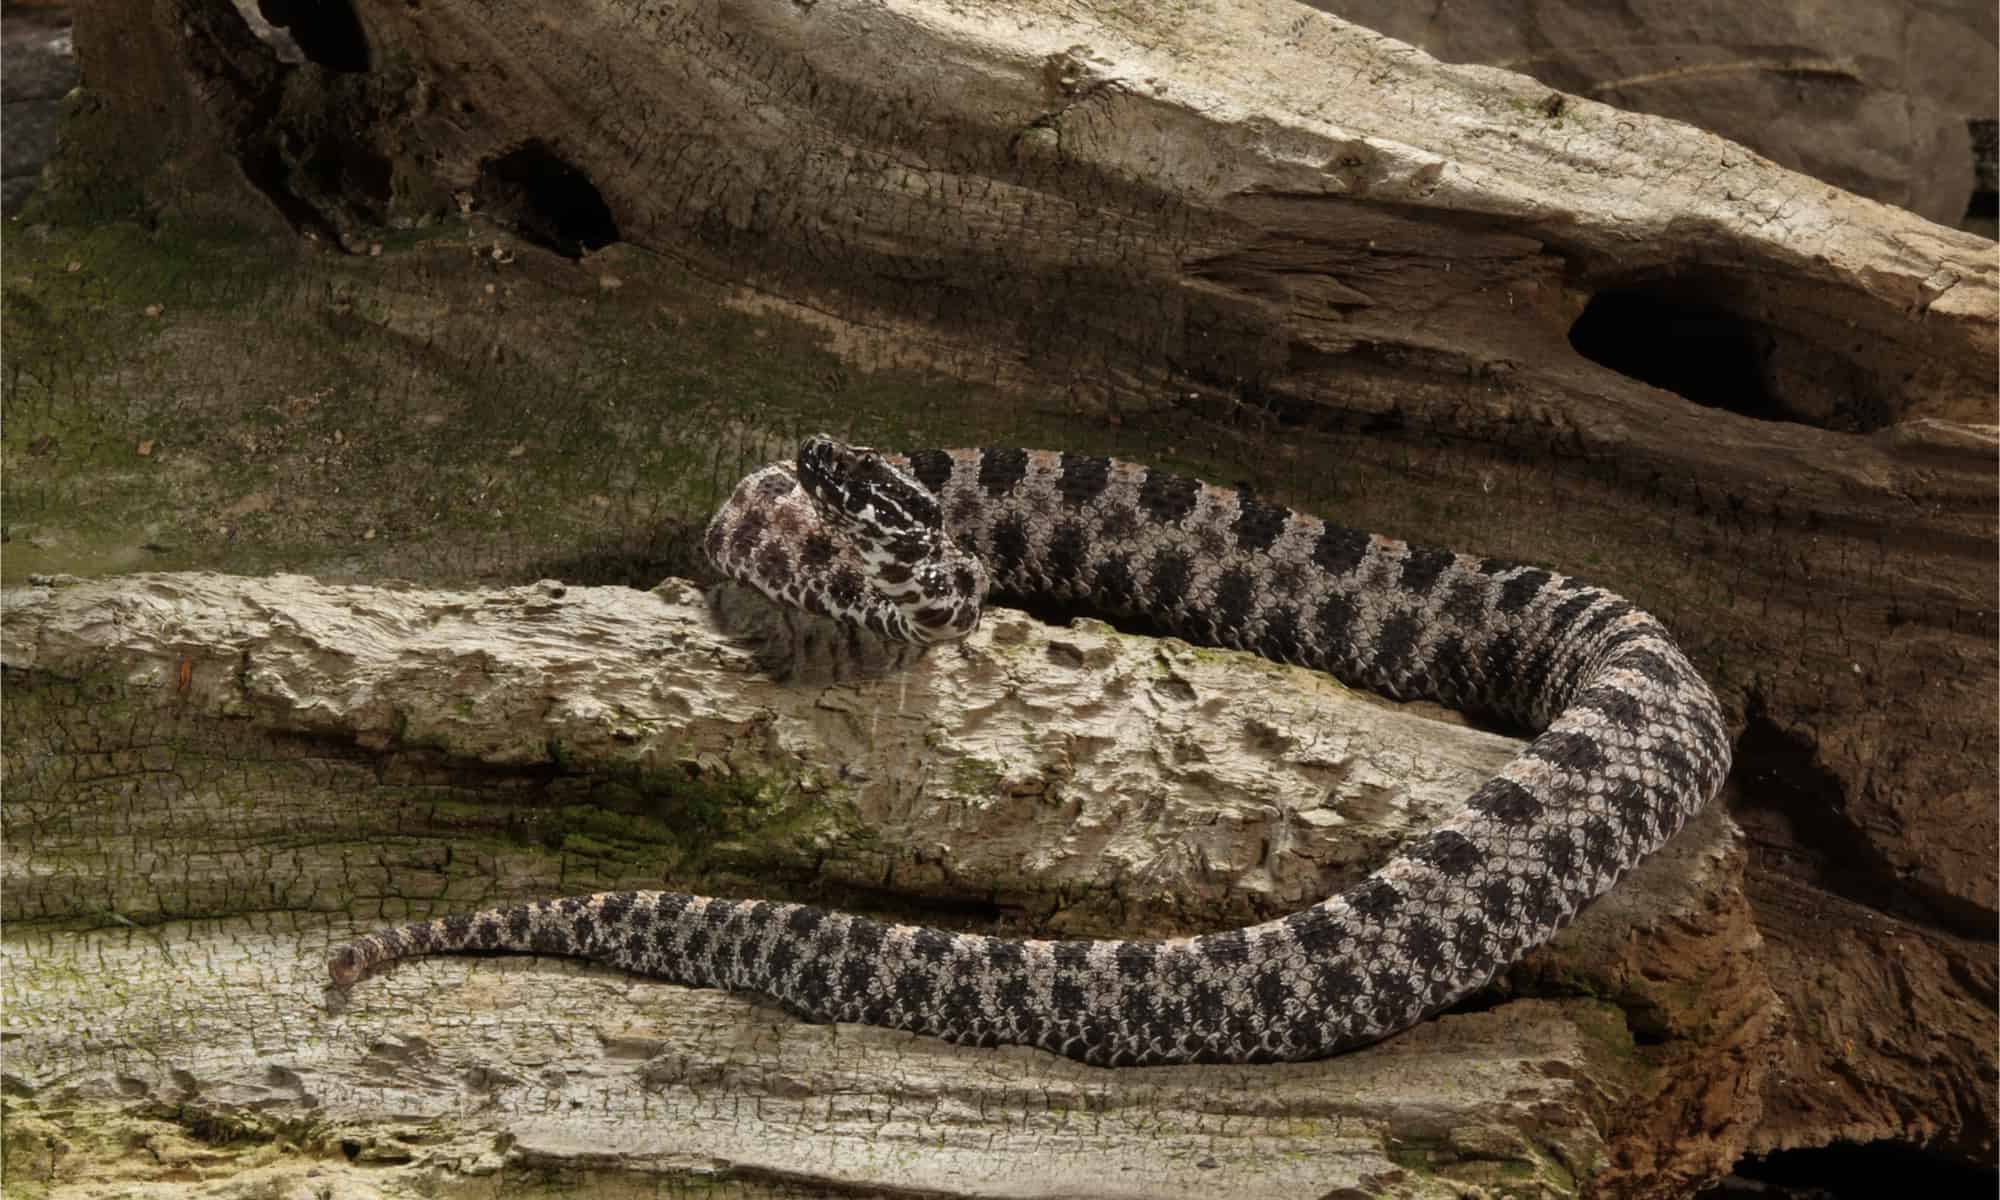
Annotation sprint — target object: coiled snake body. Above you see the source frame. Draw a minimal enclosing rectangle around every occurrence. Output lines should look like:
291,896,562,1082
329,436,1731,1066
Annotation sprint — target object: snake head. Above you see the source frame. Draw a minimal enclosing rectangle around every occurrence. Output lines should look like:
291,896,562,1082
798,434,943,544
795,434,986,644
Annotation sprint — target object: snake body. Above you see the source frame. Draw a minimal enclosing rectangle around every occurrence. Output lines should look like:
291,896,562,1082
329,436,1731,1065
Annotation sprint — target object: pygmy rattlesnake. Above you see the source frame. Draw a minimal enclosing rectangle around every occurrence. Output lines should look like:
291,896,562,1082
328,435,1731,1066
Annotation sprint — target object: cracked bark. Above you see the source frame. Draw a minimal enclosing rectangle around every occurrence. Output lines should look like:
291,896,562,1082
7,0,1996,1195
4,572,1747,1198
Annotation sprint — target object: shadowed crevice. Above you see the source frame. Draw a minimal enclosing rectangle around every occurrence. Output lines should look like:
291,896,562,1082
256,0,370,73
1567,281,1896,433
476,142,621,259
1701,1138,1998,1200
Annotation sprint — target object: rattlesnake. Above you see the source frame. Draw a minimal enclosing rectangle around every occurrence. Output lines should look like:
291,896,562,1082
328,435,1731,1065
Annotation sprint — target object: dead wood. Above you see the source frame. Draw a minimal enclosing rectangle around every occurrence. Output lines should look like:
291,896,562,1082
8,0,1996,1194
4,570,1747,1197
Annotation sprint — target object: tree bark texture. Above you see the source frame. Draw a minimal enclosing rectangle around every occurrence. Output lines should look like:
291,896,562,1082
8,0,1997,1195
5,571,1750,1198
1304,0,1997,231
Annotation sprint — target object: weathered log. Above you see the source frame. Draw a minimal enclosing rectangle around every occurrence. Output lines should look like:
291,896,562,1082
3,571,1751,1198
1305,0,1997,230
7,0,1995,1194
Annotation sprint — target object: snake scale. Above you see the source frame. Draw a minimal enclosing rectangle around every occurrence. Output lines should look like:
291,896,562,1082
328,435,1731,1066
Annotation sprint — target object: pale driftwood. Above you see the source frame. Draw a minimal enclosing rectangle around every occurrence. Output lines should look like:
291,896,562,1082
2,571,1747,1198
